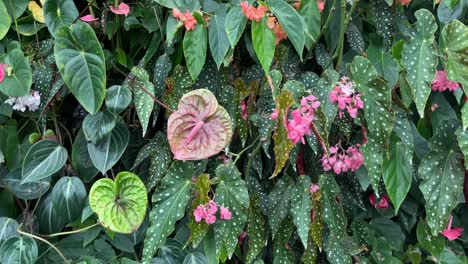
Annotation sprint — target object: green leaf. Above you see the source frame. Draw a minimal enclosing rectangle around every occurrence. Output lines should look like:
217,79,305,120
188,174,210,247
401,9,438,118
416,220,444,258
0,120,20,170
366,35,399,89
370,0,393,49
214,162,249,258
13,15,46,36
419,120,464,235
246,197,267,264
268,0,305,58
440,248,465,264
272,89,294,178
148,138,173,191
142,161,195,261
2,168,50,200
298,0,320,50
37,193,66,234
21,139,67,183
52,176,87,223
0,217,18,243
128,66,155,136
268,175,294,237
442,20,468,90
225,6,247,48
0,0,11,40
369,218,406,252
314,69,339,134
273,218,296,263
382,138,412,213
54,22,106,114
163,66,193,111
0,46,32,97
183,252,208,264
184,24,208,80
83,111,116,144
346,22,365,54
290,176,312,248
89,172,148,233
87,121,129,174
252,16,275,74
209,9,230,68
0,236,37,264
43,0,79,37
72,129,99,183
4,0,28,19
457,129,468,169
105,85,132,116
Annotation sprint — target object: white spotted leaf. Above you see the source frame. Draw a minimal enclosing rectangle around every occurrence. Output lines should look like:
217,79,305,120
272,89,294,178
246,197,267,264
268,175,294,237
442,19,468,92
127,66,154,136
290,176,312,248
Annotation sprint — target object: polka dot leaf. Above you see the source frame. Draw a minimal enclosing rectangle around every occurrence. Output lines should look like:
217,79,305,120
268,175,295,237
272,89,294,178
214,162,249,258
127,66,154,137
188,174,211,247
273,218,296,264
401,9,438,118
163,65,193,111
290,175,312,248
442,20,468,93
346,22,365,54
456,129,468,169
311,192,324,251
314,69,339,134
246,196,267,264
142,161,196,261
418,119,464,235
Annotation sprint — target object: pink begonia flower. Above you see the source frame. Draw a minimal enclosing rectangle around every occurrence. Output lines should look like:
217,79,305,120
285,95,320,144
207,200,218,215
368,194,389,209
329,76,363,119
321,144,364,174
432,70,460,92
172,8,198,31
0,64,5,83
205,214,216,224
194,205,206,222
309,184,320,194
80,14,99,22
220,206,232,220
110,2,130,16
271,108,279,119
441,215,464,241
240,1,266,22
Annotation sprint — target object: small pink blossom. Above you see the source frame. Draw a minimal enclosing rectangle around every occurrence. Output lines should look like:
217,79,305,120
240,1,266,22
368,194,389,209
80,14,99,22
285,95,320,144
207,200,218,215
110,2,130,16
271,108,279,119
432,70,460,92
220,206,232,220
194,205,206,222
0,64,6,83
329,76,363,119
321,144,364,174
441,215,464,241
172,8,198,31
205,214,216,224
309,184,320,194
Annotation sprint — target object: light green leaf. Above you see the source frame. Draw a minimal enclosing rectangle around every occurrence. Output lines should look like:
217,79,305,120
0,46,32,97
209,9,230,68
252,16,275,74
440,248,465,264
268,175,294,237
442,19,468,91
105,85,132,116
4,0,28,19
0,236,37,264
298,0,320,50
0,217,18,243
0,0,11,40
416,220,444,258
142,161,195,261
82,111,116,144
272,89,294,178
419,120,464,235
54,22,106,114
290,176,312,248
184,24,207,80
214,162,249,258
89,172,148,233
72,129,99,183
402,9,438,118
87,122,129,174
21,140,67,183
52,176,87,223
268,0,305,58
225,6,247,48
128,66,155,136
43,0,79,37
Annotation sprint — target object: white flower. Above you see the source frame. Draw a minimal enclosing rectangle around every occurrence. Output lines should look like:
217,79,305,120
4,90,41,112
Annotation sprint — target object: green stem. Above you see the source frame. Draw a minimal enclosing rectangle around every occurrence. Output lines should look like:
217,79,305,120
47,222,100,237
114,0,120,8
244,141,263,184
333,0,347,70
233,136,260,164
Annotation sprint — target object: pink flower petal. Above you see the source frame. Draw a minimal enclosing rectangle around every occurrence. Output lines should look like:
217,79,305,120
441,227,464,241
220,206,232,220
80,14,99,22
110,2,130,16
0,64,5,83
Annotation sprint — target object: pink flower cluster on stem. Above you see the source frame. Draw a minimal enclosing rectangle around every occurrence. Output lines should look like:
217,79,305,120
240,1,266,22
286,96,321,144
368,194,389,209
321,144,364,174
329,76,364,119
193,200,232,225
432,70,460,92
172,8,198,31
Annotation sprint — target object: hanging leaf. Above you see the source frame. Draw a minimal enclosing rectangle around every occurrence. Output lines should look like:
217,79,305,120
346,22,365,54
0,236,38,264
0,0,11,40
89,172,148,233
246,197,267,264
297,0,320,50
225,6,247,48
314,69,339,134
273,218,296,263
72,129,99,183
0,45,32,97
167,89,232,160
290,176,312,248
52,176,87,223
82,111,116,144
457,129,467,169
252,16,275,74
419,119,464,235
370,0,393,49
0,217,18,243
87,122,129,174
366,35,399,89
209,8,230,68
416,220,444,259
21,139,67,183
127,66,155,136
105,85,132,116
272,89,294,178
43,0,79,37
54,21,106,114
441,19,468,90
37,193,66,234
402,9,438,118
142,161,195,261
2,169,50,200
268,175,295,237
184,23,208,80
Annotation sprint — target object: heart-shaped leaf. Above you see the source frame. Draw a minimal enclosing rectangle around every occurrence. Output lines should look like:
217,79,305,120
82,111,116,144
0,44,32,97
105,85,132,116
36,193,66,234
54,21,106,114
89,171,148,233
52,176,87,223
167,89,232,161
0,0,11,40
3,168,51,200
4,0,28,19
72,129,99,182
0,217,18,243
0,236,38,264
43,0,79,37
21,139,67,183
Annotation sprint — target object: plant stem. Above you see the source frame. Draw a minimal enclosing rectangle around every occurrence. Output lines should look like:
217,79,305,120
233,136,260,164
73,0,98,23
244,141,263,184
17,225,71,264
333,0,347,70
47,223,100,237
113,65,174,113
310,122,328,153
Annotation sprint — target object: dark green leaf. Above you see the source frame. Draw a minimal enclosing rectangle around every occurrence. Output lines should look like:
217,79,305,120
416,220,444,258
225,6,247,48
209,9,230,68
105,85,132,116
298,0,320,50
52,176,87,223
184,24,208,80
0,236,37,264
442,19,468,91
0,217,18,243
2,169,50,200
268,176,294,236
43,0,79,37
83,111,116,144
252,16,275,74
290,176,312,248
37,193,66,234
